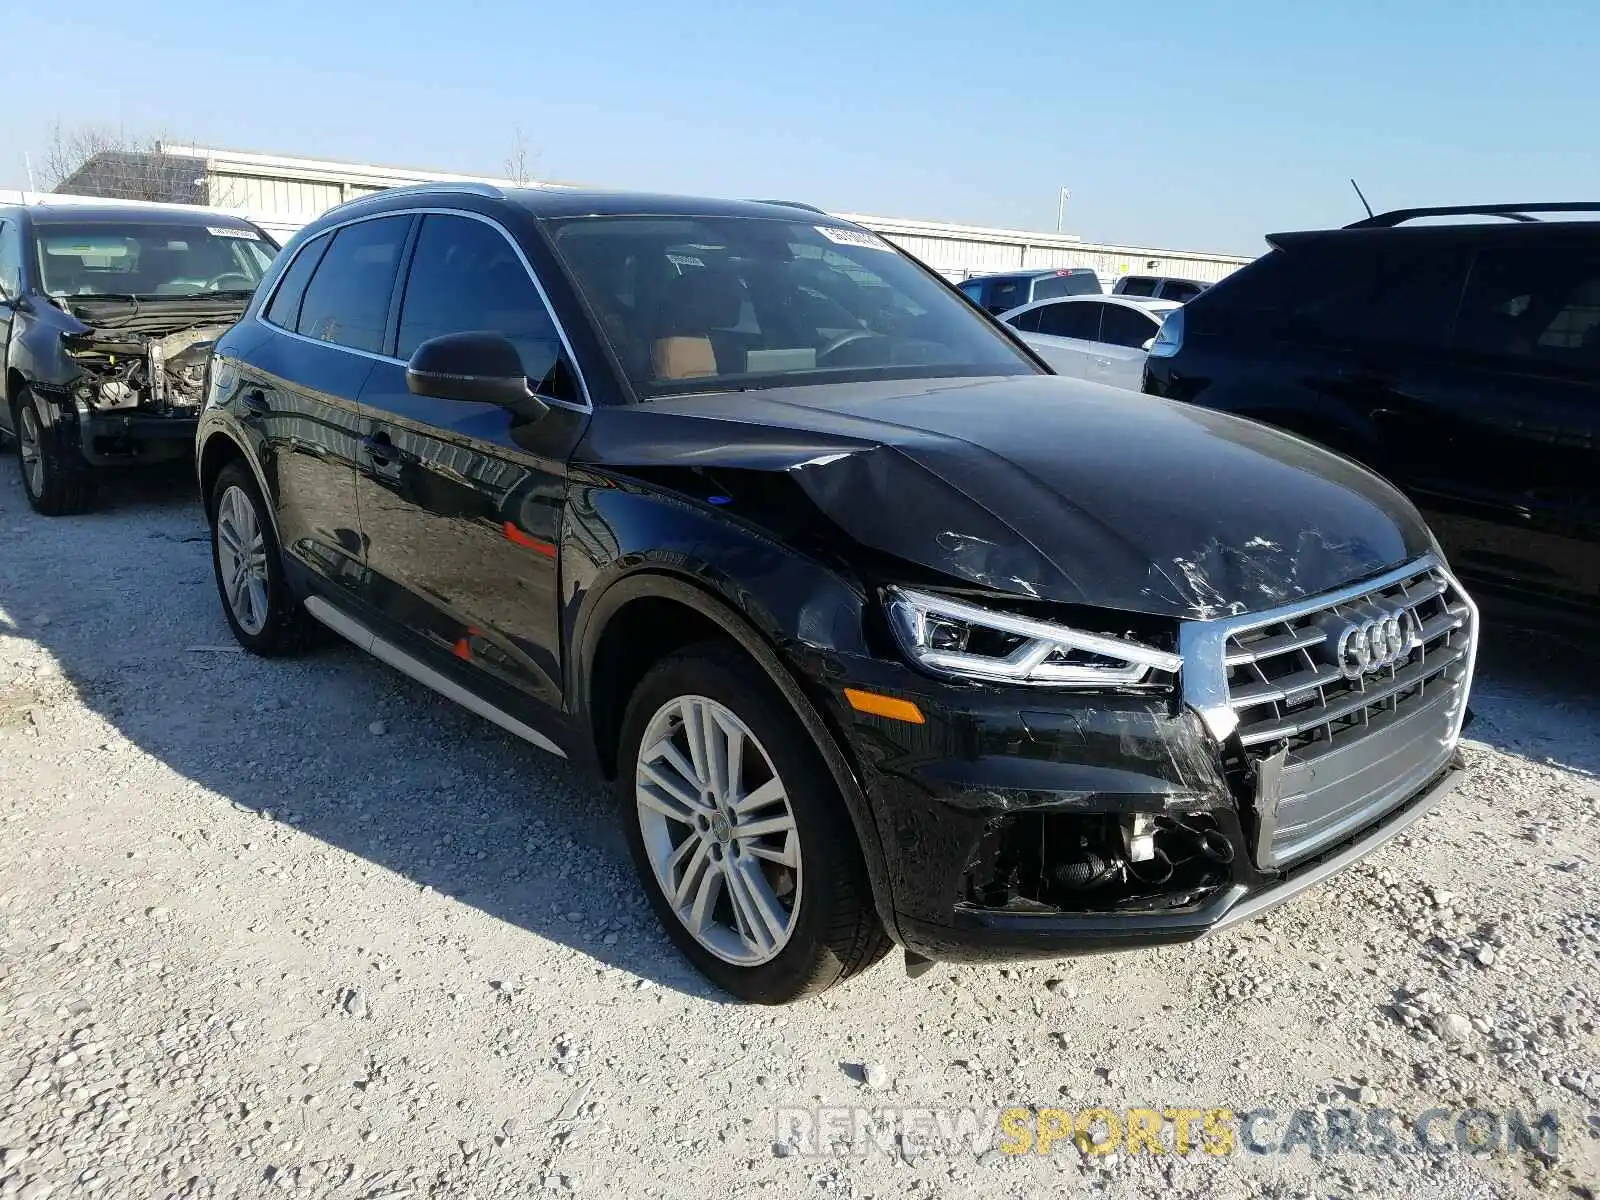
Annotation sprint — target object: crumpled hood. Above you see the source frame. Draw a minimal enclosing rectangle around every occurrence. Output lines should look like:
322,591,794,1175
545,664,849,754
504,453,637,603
581,374,1435,620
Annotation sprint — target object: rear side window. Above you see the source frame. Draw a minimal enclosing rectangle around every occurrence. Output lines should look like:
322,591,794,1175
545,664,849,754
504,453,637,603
264,233,331,331
1036,302,1101,340
1119,277,1157,296
1032,271,1099,300
397,214,567,387
1006,307,1043,333
1453,246,1600,370
985,278,1023,313
295,216,411,353
1161,280,1206,303
1213,237,1467,351
1100,305,1159,348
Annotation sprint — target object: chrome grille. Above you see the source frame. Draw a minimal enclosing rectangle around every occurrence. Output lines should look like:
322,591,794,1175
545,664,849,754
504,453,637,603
1224,566,1471,754
1181,557,1477,869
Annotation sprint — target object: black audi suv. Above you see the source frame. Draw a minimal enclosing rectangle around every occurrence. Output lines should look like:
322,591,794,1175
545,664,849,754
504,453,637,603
197,185,1478,1002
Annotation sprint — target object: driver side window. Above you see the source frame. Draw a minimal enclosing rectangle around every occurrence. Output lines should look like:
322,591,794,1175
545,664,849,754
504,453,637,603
397,214,579,401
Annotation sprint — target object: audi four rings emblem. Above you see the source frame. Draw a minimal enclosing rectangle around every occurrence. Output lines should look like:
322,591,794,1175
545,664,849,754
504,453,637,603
1334,611,1418,679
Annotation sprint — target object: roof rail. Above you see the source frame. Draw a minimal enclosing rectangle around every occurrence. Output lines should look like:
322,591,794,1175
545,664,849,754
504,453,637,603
329,180,507,213
749,198,829,215
1345,202,1600,229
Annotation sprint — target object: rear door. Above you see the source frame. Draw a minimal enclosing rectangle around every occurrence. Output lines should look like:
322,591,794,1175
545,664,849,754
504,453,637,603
1423,240,1600,610
246,215,413,596
1023,300,1103,377
1088,303,1164,390
354,210,590,712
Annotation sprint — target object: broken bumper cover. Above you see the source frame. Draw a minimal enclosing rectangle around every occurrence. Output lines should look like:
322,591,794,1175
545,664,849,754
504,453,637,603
74,408,200,465
825,662,1465,963
896,759,1461,961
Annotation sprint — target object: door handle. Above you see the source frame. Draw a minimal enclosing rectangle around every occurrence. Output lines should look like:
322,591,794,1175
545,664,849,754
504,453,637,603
241,389,271,417
362,431,414,467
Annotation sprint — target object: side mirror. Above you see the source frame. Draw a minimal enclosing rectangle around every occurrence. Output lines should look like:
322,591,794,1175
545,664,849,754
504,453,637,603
1141,337,1155,352
405,332,547,420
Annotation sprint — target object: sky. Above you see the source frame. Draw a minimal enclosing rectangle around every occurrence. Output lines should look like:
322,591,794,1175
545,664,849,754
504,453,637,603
3,0,1596,257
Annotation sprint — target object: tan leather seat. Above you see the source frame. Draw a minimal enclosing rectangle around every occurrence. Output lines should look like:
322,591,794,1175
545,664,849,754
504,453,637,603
652,335,718,380
651,268,745,380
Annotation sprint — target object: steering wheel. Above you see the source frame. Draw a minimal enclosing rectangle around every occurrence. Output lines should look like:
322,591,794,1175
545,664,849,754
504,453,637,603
815,329,880,364
206,272,255,292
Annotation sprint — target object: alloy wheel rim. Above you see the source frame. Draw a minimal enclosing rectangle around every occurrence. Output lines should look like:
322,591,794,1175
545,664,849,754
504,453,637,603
635,695,802,967
215,485,270,636
18,408,43,498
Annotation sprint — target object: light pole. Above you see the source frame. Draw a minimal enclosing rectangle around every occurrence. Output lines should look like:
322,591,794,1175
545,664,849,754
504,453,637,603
1055,187,1071,234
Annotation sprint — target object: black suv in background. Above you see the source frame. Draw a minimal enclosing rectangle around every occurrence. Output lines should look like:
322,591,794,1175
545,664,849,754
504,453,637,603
1144,203,1600,622
198,185,1477,1002
0,203,277,513
957,267,1101,314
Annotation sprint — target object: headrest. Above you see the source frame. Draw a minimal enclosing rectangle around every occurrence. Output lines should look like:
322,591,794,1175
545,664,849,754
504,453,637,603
656,268,745,336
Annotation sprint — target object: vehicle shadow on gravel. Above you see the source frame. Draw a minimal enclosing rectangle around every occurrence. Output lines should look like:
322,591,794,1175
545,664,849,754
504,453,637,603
0,454,731,1002
1467,615,1600,780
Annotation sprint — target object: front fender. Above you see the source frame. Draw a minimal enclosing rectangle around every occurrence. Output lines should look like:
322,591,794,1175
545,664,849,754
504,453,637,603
565,482,902,942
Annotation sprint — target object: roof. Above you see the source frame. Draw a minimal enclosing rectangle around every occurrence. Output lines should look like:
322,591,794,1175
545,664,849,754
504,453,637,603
320,183,864,226
967,266,1100,281
15,201,260,228
508,188,860,224
999,294,1181,321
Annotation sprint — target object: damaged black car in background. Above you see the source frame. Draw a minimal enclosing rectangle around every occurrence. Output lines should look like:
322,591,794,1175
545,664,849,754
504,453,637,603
198,187,1479,1003
0,203,276,514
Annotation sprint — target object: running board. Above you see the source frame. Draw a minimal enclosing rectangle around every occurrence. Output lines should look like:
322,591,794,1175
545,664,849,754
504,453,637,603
303,596,566,759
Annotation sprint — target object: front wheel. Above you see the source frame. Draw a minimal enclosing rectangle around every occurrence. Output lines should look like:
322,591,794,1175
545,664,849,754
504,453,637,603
208,461,315,656
618,641,890,1003
14,388,96,515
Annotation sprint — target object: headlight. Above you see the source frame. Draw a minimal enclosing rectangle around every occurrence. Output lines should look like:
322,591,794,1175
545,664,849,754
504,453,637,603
885,587,1182,687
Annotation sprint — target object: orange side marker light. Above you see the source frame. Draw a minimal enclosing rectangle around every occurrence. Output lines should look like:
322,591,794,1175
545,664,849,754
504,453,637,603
844,688,925,725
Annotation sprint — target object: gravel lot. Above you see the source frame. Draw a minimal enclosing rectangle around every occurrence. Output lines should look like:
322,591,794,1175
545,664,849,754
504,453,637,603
0,455,1597,1200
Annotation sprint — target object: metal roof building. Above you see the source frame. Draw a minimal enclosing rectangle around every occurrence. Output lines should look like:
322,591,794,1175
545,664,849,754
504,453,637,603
38,143,1256,282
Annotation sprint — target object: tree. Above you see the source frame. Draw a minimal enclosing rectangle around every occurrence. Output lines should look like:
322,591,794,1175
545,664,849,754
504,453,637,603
503,126,538,186
39,123,206,204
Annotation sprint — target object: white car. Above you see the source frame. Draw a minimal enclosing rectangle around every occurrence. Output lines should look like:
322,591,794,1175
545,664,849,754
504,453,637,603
998,295,1181,390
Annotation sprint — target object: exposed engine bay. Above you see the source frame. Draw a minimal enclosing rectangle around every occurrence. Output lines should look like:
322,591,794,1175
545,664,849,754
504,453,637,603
64,319,230,416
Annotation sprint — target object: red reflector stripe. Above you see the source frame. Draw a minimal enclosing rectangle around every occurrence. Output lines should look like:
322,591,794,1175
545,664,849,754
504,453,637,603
503,522,557,558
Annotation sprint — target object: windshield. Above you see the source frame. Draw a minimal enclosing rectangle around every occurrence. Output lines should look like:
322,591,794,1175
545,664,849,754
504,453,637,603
33,221,275,299
549,215,1039,397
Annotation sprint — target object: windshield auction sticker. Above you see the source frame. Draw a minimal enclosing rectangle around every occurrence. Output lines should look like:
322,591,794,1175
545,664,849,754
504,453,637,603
815,226,892,252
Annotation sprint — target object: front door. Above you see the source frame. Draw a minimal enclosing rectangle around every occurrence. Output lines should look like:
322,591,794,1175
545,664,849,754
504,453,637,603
354,211,589,712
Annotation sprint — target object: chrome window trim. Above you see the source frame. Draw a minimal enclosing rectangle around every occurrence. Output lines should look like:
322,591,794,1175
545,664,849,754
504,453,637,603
1177,553,1479,745
255,206,592,413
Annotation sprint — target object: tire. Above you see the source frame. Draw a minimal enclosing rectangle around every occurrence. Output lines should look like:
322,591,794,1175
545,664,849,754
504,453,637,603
618,640,891,1003
14,387,96,516
208,461,315,656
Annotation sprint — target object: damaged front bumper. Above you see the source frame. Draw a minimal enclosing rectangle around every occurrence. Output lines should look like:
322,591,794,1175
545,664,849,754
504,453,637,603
72,405,200,466
824,657,1465,963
